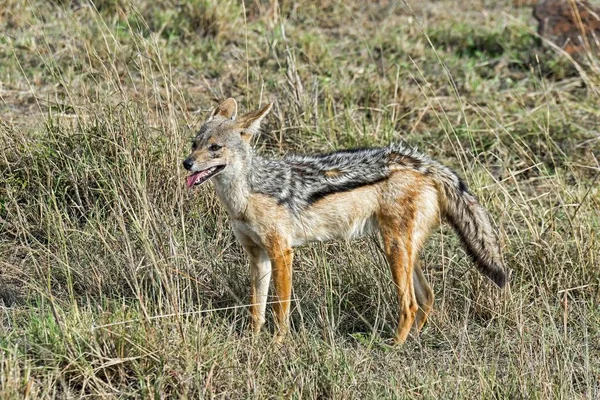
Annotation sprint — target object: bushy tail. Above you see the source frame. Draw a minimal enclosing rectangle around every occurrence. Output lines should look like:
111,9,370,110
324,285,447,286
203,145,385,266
430,163,507,287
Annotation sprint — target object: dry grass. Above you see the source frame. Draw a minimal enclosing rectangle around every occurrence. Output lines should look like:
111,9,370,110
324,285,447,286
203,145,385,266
1,0,599,398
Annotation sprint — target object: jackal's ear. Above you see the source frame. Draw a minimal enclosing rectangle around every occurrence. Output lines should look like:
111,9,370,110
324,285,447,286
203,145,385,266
210,98,238,120
237,102,273,138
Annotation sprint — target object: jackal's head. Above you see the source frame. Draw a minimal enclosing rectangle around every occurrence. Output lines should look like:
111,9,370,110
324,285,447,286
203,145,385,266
182,98,272,188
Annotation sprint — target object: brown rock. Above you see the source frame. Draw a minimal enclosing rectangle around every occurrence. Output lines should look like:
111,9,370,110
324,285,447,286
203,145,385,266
533,0,600,55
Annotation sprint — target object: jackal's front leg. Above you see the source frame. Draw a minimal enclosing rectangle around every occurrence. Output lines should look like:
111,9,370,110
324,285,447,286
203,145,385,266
247,247,272,333
268,244,294,342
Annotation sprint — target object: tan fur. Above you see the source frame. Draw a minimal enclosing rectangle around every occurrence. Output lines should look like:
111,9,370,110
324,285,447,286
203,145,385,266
324,169,342,177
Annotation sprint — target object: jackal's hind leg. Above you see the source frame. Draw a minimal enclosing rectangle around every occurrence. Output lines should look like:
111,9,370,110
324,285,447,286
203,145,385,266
413,260,434,331
380,227,418,345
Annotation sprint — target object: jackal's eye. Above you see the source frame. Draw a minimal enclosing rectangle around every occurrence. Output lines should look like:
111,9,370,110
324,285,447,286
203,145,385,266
208,144,222,152
191,142,197,150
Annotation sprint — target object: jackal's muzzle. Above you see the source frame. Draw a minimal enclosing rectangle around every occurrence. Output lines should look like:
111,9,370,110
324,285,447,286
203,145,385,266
183,159,225,188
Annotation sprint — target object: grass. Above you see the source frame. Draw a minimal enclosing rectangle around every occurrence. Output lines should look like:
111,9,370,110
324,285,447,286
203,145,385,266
1,0,599,398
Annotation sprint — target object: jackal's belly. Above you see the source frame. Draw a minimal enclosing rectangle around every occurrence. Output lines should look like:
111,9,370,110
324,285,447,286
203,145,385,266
290,189,380,246
291,214,379,246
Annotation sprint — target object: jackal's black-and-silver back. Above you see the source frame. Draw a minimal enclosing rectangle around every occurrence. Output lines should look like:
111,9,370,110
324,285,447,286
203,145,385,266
248,143,427,211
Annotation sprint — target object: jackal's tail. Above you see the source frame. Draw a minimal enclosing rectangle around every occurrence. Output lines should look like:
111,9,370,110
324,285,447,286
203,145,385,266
431,163,507,288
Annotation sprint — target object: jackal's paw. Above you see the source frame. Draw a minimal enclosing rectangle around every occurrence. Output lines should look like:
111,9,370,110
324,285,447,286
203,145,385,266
393,334,409,346
249,321,264,335
273,328,289,344
414,319,427,332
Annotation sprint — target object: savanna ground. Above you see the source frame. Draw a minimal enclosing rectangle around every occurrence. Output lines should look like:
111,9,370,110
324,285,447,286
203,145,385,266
1,0,599,398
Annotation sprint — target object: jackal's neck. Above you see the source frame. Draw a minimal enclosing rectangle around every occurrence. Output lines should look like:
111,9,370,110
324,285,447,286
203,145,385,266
212,150,256,217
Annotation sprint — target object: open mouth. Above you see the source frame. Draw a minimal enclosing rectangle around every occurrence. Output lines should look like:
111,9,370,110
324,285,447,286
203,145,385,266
186,165,225,188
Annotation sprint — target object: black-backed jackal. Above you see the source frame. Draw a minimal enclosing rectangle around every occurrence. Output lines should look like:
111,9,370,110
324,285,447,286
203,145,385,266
183,98,507,344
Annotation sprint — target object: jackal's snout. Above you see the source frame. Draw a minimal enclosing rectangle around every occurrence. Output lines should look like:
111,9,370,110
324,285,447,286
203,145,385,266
182,158,194,171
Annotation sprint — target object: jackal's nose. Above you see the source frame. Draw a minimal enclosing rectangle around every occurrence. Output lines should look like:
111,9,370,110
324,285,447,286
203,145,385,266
183,158,193,171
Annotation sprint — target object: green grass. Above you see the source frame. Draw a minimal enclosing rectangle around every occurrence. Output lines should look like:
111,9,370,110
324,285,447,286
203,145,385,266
1,0,599,398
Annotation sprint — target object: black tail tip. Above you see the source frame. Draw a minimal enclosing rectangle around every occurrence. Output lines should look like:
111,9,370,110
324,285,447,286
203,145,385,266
477,260,509,288
490,269,508,288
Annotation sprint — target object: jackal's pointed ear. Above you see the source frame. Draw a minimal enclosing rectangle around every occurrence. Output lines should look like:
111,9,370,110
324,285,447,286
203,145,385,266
210,98,238,120
237,102,273,138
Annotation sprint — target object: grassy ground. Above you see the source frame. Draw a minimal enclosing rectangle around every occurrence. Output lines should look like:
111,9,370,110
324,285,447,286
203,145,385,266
1,0,599,398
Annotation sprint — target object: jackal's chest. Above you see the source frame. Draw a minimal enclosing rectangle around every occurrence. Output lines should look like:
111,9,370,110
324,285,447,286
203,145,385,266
231,219,268,248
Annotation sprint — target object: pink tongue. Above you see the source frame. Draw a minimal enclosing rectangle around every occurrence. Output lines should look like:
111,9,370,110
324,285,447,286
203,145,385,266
186,172,201,188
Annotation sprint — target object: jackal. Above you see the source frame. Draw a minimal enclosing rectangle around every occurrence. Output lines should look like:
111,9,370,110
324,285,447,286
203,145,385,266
183,98,506,344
